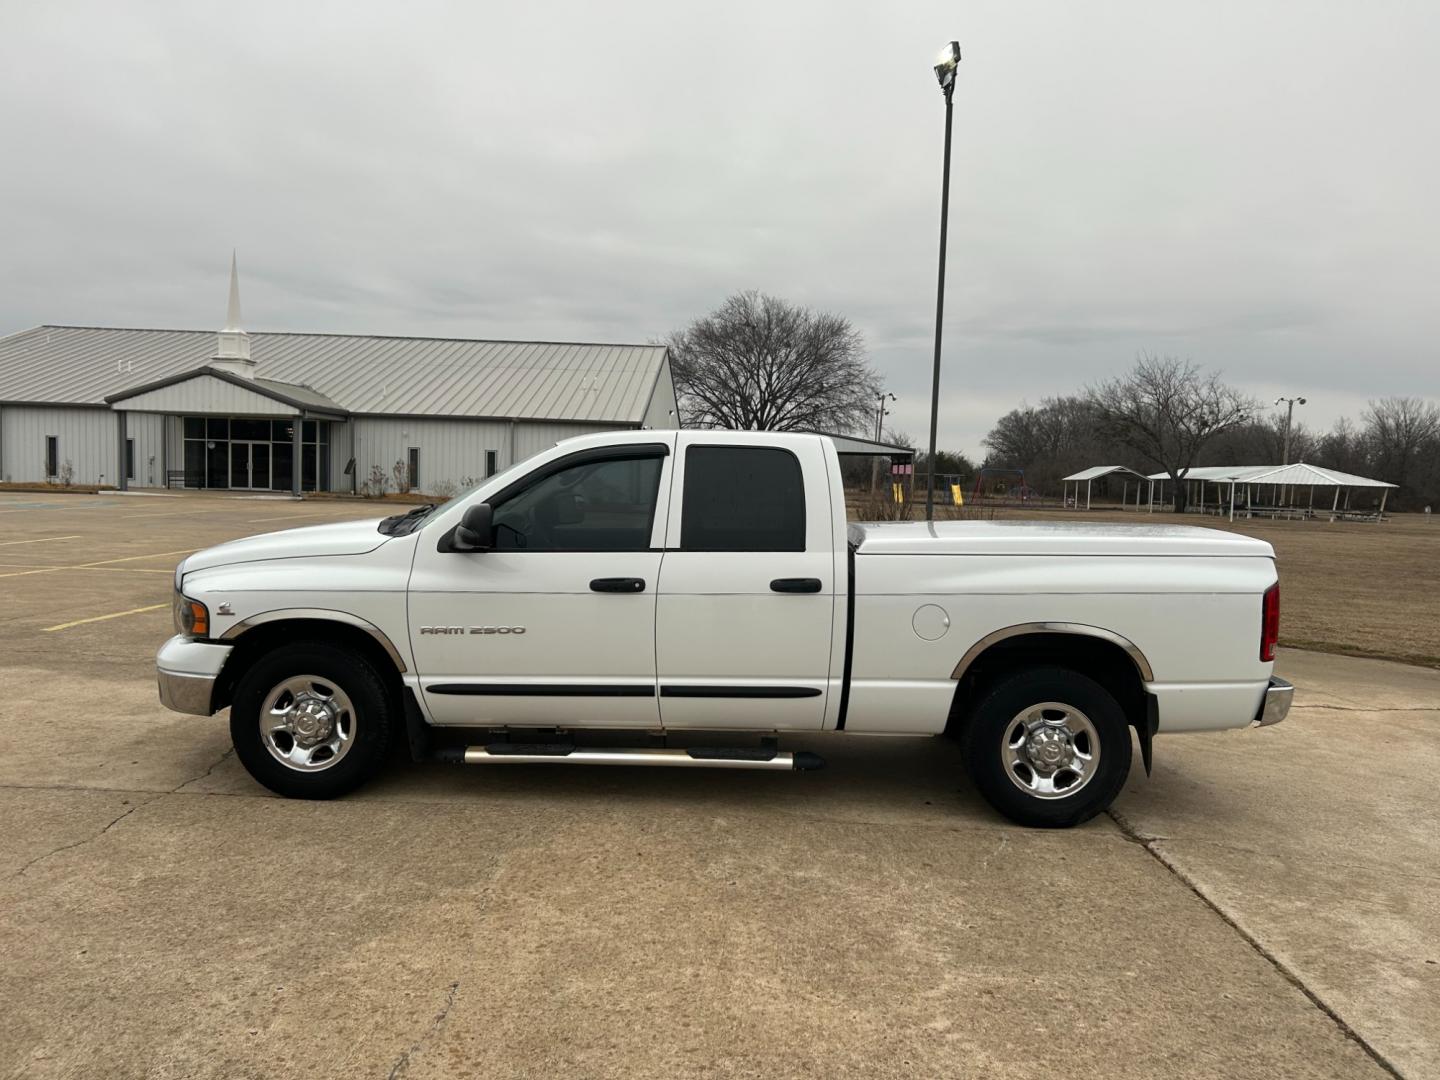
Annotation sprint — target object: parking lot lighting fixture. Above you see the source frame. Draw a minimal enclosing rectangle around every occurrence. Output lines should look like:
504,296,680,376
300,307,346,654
934,41,961,93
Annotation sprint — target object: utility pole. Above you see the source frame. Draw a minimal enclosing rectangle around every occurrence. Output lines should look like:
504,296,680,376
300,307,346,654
871,391,895,492
1275,395,1306,505
1276,396,1306,465
926,40,960,522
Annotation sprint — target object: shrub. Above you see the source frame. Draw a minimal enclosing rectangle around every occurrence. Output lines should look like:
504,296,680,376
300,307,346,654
361,465,390,499
391,459,412,495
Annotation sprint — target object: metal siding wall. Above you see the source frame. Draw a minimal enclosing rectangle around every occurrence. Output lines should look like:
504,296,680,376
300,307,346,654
328,419,355,493
349,418,615,494
165,415,184,484
0,406,116,484
127,412,165,487
641,358,679,429
352,417,511,495
118,375,299,416
513,422,605,461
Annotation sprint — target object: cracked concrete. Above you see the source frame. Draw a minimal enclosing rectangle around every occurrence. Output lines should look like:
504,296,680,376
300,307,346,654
1115,648,1440,1078
11,792,162,878
0,493,1435,1077
388,981,461,1080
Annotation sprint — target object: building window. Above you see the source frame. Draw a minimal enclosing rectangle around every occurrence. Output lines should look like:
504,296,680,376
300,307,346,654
125,439,135,481
485,449,498,478
45,436,58,479
407,447,420,490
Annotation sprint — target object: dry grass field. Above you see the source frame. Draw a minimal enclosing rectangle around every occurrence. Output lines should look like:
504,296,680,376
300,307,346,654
1010,507,1440,668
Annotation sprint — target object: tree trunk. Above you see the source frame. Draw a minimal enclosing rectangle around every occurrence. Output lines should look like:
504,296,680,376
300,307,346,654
1171,483,1189,513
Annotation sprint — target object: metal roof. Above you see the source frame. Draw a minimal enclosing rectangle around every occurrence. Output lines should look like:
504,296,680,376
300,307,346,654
1231,462,1397,489
1146,463,1397,488
104,367,348,415
1146,465,1274,482
1061,465,1148,482
808,431,915,458
0,325,668,423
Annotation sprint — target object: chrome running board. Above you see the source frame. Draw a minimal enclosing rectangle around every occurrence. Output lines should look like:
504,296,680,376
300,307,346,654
440,744,824,771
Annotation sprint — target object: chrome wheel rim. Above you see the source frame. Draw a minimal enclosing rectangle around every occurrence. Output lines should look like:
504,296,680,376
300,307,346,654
1001,701,1100,800
259,675,356,773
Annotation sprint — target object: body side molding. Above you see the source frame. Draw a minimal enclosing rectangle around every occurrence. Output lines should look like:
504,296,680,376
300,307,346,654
219,608,408,673
951,622,1155,683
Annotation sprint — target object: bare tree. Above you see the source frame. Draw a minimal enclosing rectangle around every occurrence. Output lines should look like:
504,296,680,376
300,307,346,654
1087,354,1256,512
668,291,881,432
1200,413,1316,467
1362,397,1440,493
982,395,1116,494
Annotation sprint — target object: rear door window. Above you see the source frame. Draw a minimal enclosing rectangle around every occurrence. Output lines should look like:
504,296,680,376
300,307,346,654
680,446,805,552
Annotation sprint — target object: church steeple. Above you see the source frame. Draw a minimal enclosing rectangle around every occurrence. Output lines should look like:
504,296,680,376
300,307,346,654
212,250,255,378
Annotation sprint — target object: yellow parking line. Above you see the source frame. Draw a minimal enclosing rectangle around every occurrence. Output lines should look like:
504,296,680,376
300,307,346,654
0,535,81,547
81,548,195,566
43,603,169,632
0,548,194,579
245,512,344,523
0,567,172,576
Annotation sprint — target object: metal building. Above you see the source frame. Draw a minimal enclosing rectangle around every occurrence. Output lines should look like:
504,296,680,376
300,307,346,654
0,260,678,495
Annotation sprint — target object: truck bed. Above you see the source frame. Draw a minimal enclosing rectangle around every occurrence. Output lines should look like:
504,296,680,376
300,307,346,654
848,520,1274,559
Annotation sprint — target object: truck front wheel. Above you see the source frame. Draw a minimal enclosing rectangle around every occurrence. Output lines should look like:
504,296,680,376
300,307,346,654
960,666,1132,828
229,642,394,799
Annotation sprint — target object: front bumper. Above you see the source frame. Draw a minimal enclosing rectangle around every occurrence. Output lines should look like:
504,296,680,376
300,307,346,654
156,634,233,716
1253,676,1294,727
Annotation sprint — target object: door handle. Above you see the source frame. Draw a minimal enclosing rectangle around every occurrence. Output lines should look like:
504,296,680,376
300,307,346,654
770,577,822,593
590,577,646,593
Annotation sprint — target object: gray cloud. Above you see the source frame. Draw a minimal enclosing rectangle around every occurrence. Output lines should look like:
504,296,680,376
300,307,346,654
2,0,1436,456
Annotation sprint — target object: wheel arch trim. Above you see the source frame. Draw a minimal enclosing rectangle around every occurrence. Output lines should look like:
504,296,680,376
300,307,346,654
219,609,408,673
951,622,1155,683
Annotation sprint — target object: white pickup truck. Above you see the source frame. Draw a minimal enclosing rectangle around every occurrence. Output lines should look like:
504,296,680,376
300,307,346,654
156,430,1292,827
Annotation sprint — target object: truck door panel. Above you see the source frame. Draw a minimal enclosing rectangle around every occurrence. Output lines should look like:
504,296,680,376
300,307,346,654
655,440,834,730
409,443,673,728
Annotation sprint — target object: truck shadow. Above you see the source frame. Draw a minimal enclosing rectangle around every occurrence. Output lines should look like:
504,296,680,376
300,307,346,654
360,732,1006,829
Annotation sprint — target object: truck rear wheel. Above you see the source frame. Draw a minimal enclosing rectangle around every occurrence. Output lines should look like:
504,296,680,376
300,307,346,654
229,642,394,799
960,666,1131,828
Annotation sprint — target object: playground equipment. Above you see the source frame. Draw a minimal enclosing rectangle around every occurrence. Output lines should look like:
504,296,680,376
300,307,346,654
970,466,1034,505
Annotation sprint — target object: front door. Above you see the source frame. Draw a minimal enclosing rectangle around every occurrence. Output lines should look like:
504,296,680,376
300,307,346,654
229,441,271,490
408,439,676,728
654,437,838,731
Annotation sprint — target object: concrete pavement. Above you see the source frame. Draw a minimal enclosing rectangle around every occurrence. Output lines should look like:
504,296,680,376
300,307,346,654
0,492,1433,1077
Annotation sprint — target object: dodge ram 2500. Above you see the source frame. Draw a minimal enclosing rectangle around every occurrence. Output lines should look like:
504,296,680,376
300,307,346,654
156,430,1292,827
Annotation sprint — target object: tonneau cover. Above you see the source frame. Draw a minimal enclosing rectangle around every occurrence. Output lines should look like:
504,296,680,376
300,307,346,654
848,520,1274,558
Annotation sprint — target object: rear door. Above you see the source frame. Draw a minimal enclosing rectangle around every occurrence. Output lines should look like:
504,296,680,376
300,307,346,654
654,436,836,730
408,439,674,728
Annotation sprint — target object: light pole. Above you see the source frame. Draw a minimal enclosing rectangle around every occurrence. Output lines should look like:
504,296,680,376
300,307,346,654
1275,395,1306,506
926,40,961,522
871,391,895,492
1275,396,1307,466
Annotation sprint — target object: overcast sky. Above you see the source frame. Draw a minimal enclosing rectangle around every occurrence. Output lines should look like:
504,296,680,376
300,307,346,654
2,1,1437,456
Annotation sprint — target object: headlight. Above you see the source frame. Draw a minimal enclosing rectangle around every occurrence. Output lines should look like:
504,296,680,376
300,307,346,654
174,595,210,638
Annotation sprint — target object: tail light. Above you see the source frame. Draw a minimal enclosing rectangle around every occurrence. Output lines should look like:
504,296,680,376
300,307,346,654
1260,583,1280,662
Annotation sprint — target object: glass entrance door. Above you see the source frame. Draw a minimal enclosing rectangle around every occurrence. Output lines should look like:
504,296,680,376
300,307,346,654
229,441,272,490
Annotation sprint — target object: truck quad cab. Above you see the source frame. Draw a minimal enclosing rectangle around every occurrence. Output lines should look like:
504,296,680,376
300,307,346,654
157,430,1292,827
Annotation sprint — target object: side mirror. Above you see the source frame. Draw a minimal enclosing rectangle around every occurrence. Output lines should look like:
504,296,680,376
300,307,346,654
452,503,494,552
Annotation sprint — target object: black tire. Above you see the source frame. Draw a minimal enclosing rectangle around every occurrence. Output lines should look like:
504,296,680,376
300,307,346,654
229,641,394,799
959,666,1132,828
